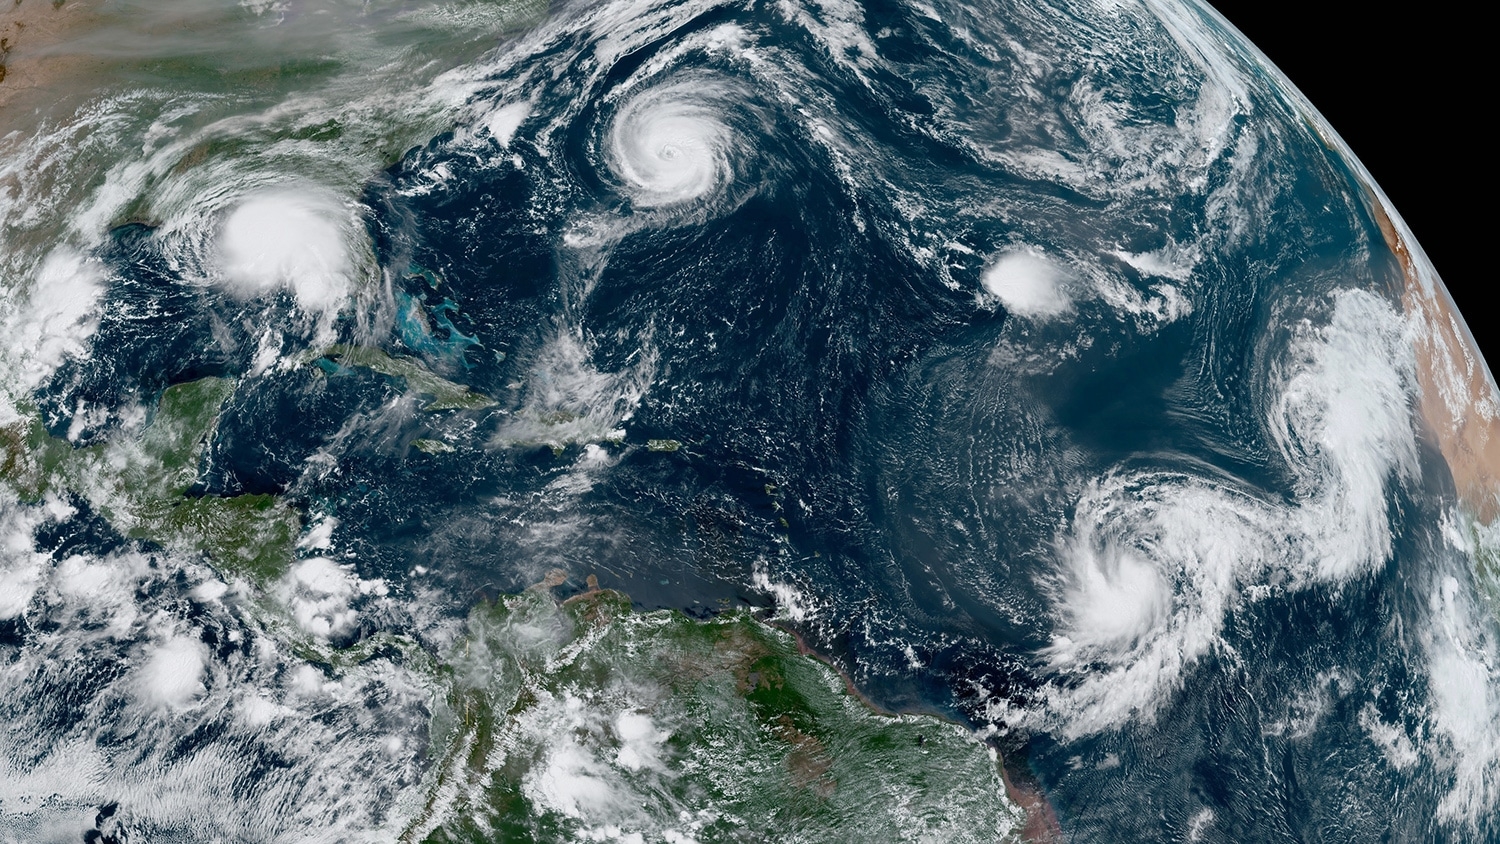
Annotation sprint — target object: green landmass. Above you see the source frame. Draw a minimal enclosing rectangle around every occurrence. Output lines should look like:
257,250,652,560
0,378,297,580
646,438,681,452
317,344,496,411
405,588,1023,844
1466,519,1500,625
5,379,1023,843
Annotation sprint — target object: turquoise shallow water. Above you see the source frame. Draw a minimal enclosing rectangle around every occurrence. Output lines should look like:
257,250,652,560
1,0,1497,840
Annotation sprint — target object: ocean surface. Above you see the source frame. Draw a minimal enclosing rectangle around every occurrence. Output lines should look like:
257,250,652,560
2,0,1497,840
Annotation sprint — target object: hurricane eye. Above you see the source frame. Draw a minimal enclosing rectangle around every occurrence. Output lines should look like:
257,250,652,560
604,78,743,208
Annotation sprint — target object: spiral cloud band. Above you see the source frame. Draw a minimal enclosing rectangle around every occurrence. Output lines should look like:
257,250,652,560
606,80,743,208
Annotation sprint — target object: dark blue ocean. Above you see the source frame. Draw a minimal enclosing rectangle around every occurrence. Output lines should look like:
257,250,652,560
9,0,1496,839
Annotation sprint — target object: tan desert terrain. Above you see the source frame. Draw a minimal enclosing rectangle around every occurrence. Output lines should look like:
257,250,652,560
0,0,111,113
1372,198,1500,523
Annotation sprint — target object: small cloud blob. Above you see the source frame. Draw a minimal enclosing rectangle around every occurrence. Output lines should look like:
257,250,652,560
982,248,1072,319
139,635,207,709
486,101,532,148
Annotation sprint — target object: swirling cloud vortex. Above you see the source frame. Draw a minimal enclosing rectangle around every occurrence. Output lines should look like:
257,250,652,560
607,81,742,208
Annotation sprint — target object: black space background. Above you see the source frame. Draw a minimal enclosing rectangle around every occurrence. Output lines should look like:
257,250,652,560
1206,2,1488,362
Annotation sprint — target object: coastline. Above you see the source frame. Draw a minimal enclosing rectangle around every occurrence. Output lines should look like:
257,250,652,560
769,615,1064,842
1370,194,1500,523
561,574,1063,841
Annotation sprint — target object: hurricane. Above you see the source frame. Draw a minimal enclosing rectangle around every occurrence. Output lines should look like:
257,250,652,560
605,78,746,208
2,0,1497,841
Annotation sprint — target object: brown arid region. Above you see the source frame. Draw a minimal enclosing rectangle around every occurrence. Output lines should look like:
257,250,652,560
1375,196,1500,526
0,0,113,112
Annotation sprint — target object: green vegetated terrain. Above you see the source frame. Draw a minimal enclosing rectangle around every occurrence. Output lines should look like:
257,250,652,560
1,377,297,579
408,588,1024,844
4,379,1022,842
316,344,496,411
1466,519,1500,625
